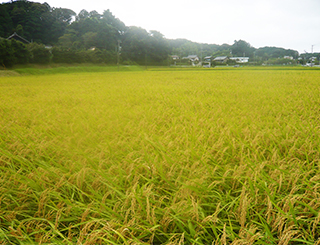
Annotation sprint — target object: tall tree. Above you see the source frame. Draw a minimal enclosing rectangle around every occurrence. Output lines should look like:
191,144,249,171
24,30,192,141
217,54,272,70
0,39,15,67
231,40,255,58
148,30,170,63
102,9,126,35
0,0,75,44
121,26,150,64
0,4,13,37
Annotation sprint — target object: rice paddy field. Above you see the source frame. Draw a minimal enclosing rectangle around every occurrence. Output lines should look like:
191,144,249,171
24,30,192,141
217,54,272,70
0,66,320,244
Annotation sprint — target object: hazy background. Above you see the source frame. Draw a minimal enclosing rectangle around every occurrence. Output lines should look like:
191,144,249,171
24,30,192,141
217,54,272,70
20,0,320,53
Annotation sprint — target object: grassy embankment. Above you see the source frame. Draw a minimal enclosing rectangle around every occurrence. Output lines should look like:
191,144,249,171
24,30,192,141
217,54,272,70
0,67,320,244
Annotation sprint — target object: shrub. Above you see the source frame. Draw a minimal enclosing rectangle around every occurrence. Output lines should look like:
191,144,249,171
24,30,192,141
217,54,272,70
52,47,80,63
28,43,51,64
0,39,15,68
11,39,31,64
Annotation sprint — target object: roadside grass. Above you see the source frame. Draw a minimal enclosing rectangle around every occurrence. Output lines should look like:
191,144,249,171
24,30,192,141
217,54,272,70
0,68,320,244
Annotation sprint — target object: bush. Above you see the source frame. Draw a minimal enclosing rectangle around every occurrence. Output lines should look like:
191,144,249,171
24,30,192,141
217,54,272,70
52,47,81,63
52,47,117,64
28,43,51,64
0,39,31,68
11,39,31,64
0,39,15,68
85,49,117,64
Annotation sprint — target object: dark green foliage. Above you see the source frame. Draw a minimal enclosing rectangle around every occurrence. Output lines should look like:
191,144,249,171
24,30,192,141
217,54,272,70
0,4,13,38
168,38,232,62
0,39,15,67
231,40,255,58
66,10,121,51
11,39,30,64
121,27,169,65
85,49,116,64
42,7,76,44
255,46,299,61
52,46,80,63
148,30,170,64
51,47,116,64
121,26,150,64
27,43,51,64
0,0,75,44
0,38,30,67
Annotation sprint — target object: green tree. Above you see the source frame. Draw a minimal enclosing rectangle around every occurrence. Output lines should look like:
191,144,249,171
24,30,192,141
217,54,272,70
11,39,30,64
76,9,89,21
95,23,117,50
52,46,80,63
102,9,126,35
231,40,255,58
148,30,170,64
82,32,98,49
43,7,76,44
0,39,31,67
255,47,299,60
58,31,77,48
88,10,101,19
66,11,119,51
0,39,15,68
121,27,171,65
1,1,75,45
28,42,51,64
121,26,150,64
0,4,13,38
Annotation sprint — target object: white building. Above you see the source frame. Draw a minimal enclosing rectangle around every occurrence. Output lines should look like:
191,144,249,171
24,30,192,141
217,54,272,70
229,57,249,63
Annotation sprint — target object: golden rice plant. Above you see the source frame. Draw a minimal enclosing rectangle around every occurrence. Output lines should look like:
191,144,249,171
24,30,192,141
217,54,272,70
0,67,319,244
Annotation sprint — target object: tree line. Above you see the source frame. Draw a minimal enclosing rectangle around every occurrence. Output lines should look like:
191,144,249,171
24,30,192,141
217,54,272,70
0,0,305,68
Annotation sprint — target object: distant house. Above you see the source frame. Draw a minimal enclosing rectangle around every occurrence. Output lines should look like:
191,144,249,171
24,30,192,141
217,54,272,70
229,57,249,63
284,56,294,60
7,32,30,44
213,56,228,64
171,55,180,60
203,56,212,67
182,55,199,66
183,55,199,62
170,55,180,65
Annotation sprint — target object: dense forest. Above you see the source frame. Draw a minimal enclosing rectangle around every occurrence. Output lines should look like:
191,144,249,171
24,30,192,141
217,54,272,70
0,0,317,67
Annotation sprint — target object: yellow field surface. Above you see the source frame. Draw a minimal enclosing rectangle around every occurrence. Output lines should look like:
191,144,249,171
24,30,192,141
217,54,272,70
0,68,320,244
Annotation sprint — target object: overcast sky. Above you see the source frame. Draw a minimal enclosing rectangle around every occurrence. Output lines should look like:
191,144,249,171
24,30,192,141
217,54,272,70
37,0,320,53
